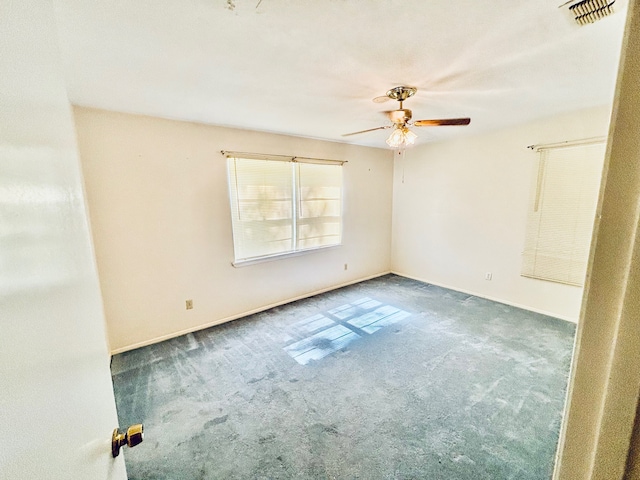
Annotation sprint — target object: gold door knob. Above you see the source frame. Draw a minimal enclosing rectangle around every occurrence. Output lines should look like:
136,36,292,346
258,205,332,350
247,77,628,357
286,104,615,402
111,424,144,457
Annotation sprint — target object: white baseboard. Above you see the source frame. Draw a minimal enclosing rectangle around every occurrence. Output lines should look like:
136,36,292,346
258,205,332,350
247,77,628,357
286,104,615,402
110,271,392,355
390,270,578,324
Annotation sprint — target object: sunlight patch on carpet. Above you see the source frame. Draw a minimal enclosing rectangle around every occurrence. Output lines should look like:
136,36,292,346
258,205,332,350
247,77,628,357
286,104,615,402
283,297,410,365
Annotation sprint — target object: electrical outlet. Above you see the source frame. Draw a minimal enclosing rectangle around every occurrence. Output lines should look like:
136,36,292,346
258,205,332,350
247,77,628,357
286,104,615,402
344,263,348,271
485,272,492,281
186,299,193,310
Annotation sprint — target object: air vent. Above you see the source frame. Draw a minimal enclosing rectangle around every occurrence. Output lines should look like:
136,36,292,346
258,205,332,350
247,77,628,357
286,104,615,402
561,0,616,25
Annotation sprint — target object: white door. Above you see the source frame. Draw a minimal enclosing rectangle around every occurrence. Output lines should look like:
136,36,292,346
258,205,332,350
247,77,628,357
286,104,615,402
0,2,127,478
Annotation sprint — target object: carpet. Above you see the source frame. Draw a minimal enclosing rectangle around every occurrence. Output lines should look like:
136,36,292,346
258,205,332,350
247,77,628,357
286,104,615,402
112,274,575,479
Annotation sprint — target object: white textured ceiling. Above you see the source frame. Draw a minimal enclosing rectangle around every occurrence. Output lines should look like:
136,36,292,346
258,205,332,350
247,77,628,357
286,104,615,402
54,0,628,148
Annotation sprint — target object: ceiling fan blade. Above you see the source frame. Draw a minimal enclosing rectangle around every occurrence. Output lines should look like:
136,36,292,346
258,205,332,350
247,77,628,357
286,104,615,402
372,95,391,103
342,126,391,136
414,118,471,126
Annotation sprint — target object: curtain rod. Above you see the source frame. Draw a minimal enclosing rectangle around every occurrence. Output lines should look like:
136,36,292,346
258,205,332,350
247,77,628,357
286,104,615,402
220,150,347,165
526,136,607,151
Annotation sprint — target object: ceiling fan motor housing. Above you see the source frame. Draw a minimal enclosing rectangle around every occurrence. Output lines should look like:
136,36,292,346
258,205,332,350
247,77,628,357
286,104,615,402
388,109,412,124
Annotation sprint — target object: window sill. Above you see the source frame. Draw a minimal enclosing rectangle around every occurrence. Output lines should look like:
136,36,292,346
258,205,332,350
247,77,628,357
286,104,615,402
231,244,342,268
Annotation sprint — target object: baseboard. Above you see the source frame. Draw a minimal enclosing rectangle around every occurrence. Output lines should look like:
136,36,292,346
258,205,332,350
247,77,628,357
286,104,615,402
110,270,392,355
390,270,578,324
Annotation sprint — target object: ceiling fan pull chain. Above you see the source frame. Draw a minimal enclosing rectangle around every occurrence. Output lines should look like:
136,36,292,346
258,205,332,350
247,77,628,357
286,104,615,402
398,149,406,183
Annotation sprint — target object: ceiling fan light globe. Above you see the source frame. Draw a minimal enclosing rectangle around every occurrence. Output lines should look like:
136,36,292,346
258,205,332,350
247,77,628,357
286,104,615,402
386,128,405,148
386,126,417,148
404,129,417,145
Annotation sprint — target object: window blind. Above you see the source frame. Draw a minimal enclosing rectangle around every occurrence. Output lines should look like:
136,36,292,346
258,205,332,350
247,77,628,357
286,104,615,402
297,162,343,250
226,155,343,263
227,158,294,261
521,142,606,286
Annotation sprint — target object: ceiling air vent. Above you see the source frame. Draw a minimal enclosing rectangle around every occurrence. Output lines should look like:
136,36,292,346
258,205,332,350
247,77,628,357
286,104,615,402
561,0,616,25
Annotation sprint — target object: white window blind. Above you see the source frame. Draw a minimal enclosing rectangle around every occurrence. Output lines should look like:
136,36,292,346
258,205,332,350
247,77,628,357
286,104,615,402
521,142,606,286
227,154,343,264
297,162,342,250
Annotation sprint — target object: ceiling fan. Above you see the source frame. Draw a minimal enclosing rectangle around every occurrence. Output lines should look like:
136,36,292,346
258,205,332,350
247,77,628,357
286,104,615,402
343,86,471,148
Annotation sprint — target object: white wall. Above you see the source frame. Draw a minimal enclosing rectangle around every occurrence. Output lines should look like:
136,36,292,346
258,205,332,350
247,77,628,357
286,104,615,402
391,106,612,321
73,108,394,353
0,2,125,479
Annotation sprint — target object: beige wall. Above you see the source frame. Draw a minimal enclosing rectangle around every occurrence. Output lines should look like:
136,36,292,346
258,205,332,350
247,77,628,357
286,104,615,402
75,104,612,352
74,107,394,353
391,106,612,322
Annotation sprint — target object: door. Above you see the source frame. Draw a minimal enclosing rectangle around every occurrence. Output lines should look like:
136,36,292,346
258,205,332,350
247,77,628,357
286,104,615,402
0,1,127,478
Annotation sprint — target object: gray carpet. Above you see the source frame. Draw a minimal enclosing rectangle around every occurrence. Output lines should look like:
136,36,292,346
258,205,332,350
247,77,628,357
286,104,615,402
111,274,576,479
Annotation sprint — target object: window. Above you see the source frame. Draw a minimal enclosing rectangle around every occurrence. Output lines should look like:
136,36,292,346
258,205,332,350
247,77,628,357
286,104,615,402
521,141,606,286
226,153,343,264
